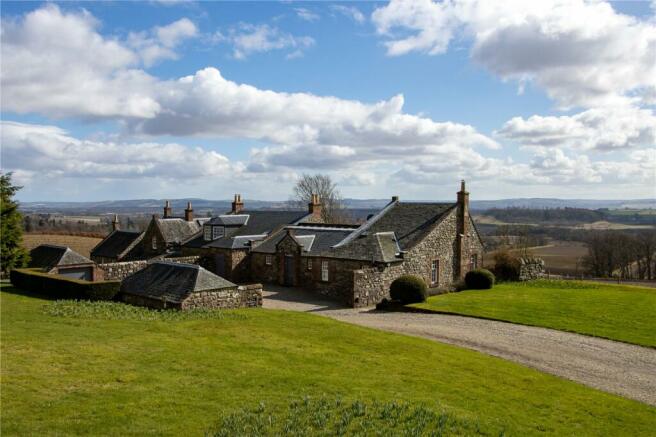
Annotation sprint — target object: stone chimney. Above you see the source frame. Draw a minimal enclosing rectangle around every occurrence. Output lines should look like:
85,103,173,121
112,214,119,231
308,193,322,221
231,194,244,214
184,202,194,222
163,200,172,219
456,180,470,279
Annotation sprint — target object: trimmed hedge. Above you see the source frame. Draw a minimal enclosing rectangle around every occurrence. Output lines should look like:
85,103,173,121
493,251,521,281
10,268,121,301
390,275,428,304
464,269,495,290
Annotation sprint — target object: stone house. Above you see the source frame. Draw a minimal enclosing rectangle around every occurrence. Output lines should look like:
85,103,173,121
92,202,208,262
181,194,325,281
120,261,262,310
249,181,484,307
28,244,103,281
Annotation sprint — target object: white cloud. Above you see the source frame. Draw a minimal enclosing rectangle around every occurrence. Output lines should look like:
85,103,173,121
372,0,656,108
1,121,233,180
214,23,315,59
295,8,320,22
331,5,365,23
0,4,198,118
128,18,198,66
497,106,656,151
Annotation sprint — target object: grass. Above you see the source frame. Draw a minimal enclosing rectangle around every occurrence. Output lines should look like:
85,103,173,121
207,396,482,436
22,233,103,258
413,280,656,347
2,284,655,436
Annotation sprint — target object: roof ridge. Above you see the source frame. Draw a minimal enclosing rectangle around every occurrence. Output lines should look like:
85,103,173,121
332,199,397,248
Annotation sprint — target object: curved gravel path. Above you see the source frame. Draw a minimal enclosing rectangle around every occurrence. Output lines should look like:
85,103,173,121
263,286,656,406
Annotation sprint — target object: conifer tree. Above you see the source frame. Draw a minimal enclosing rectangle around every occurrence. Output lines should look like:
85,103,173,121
1,173,29,274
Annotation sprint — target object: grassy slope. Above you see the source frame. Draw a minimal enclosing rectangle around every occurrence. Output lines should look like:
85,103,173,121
2,286,655,436
413,280,656,347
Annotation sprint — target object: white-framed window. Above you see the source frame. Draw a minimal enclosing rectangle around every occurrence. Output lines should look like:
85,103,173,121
265,255,272,266
307,259,312,270
470,254,478,271
431,260,439,285
321,260,329,281
203,226,212,241
152,236,157,250
212,226,224,240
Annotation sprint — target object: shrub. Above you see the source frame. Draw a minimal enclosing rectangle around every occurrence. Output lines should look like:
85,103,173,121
464,269,495,290
492,251,521,281
389,275,427,304
10,268,120,301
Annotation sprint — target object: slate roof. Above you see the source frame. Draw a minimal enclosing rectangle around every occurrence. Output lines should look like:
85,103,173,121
28,244,94,270
207,214,250,226
91,230,144,260
120,261,236,304
156,218,202,244
184,210,311,249
331,201,456,262
252,226,354,256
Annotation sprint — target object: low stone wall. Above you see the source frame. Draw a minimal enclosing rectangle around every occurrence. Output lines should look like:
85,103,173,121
519,257,545,281
180,283,263,310
99,256,200,281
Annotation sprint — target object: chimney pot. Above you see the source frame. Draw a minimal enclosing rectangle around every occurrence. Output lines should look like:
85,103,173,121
232,193,244,214
308,193,322,222
163,200,172,218
112,214,119,231
185,201,194,222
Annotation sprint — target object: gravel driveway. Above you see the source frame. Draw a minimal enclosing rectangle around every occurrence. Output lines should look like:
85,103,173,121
263,286,656,406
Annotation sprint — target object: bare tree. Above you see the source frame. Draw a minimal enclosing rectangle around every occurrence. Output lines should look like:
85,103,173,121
291,174,352,223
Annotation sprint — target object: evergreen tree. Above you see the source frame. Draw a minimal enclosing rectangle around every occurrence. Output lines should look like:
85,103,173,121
1,173,29,274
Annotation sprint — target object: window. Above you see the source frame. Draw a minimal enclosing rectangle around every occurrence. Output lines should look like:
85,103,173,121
431,260,439,285
321,261,329,281
307,259,312,270
151,236,157,250
212,226,224,240
265,255,272,266
470,254,478,271
203,226,212,241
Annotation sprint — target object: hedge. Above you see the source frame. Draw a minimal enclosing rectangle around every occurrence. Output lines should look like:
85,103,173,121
10,268,121,301
390,275,428,304
464,269,495,290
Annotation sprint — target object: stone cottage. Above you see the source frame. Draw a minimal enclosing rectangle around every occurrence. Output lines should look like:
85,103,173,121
92,201,208,261
181,194,325,281
250,181,484,307
28,244,103,281
120,261,262,310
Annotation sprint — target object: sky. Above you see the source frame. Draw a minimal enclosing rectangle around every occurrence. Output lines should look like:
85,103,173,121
1,0,655,202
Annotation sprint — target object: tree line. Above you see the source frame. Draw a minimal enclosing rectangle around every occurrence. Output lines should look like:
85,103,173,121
583,230,656,279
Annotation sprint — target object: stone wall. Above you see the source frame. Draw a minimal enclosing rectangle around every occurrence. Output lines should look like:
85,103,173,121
99,256,200,281
180,283,263,310
519,257,545,281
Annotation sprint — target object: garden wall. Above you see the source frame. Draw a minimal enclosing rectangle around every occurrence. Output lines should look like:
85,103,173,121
99,256,200,281
519,258,545,281
10,268,120,300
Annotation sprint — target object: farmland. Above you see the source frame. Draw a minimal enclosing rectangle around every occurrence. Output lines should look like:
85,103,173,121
22,234,102,258
2,285,656,435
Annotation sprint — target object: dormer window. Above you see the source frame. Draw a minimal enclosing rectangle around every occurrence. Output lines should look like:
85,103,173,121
212,226,224,239
204,226,212,241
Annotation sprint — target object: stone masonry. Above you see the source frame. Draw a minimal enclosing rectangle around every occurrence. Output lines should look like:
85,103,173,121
519,257,545,281
99,256,200,281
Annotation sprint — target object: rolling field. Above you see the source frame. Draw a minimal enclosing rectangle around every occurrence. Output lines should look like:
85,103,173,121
484,241,588,275
413,280,656,347
22,234,103,258
2,284,655,435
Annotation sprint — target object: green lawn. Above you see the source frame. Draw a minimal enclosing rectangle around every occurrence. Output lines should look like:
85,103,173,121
413,280,656,347
2,285,655,436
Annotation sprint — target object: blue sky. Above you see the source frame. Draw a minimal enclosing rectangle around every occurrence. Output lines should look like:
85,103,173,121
1,1,655,202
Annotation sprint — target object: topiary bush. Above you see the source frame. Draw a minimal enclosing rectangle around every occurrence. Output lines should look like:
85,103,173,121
389,275,427,304
464,269,495,290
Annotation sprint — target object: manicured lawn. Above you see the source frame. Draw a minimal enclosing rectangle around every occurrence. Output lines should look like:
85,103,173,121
2,284,655,436
413,280,656,347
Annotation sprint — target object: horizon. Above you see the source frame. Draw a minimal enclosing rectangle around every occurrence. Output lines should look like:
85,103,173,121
1,1,655,202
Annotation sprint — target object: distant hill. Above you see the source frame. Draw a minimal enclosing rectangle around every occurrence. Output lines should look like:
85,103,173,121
18,197,655,215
